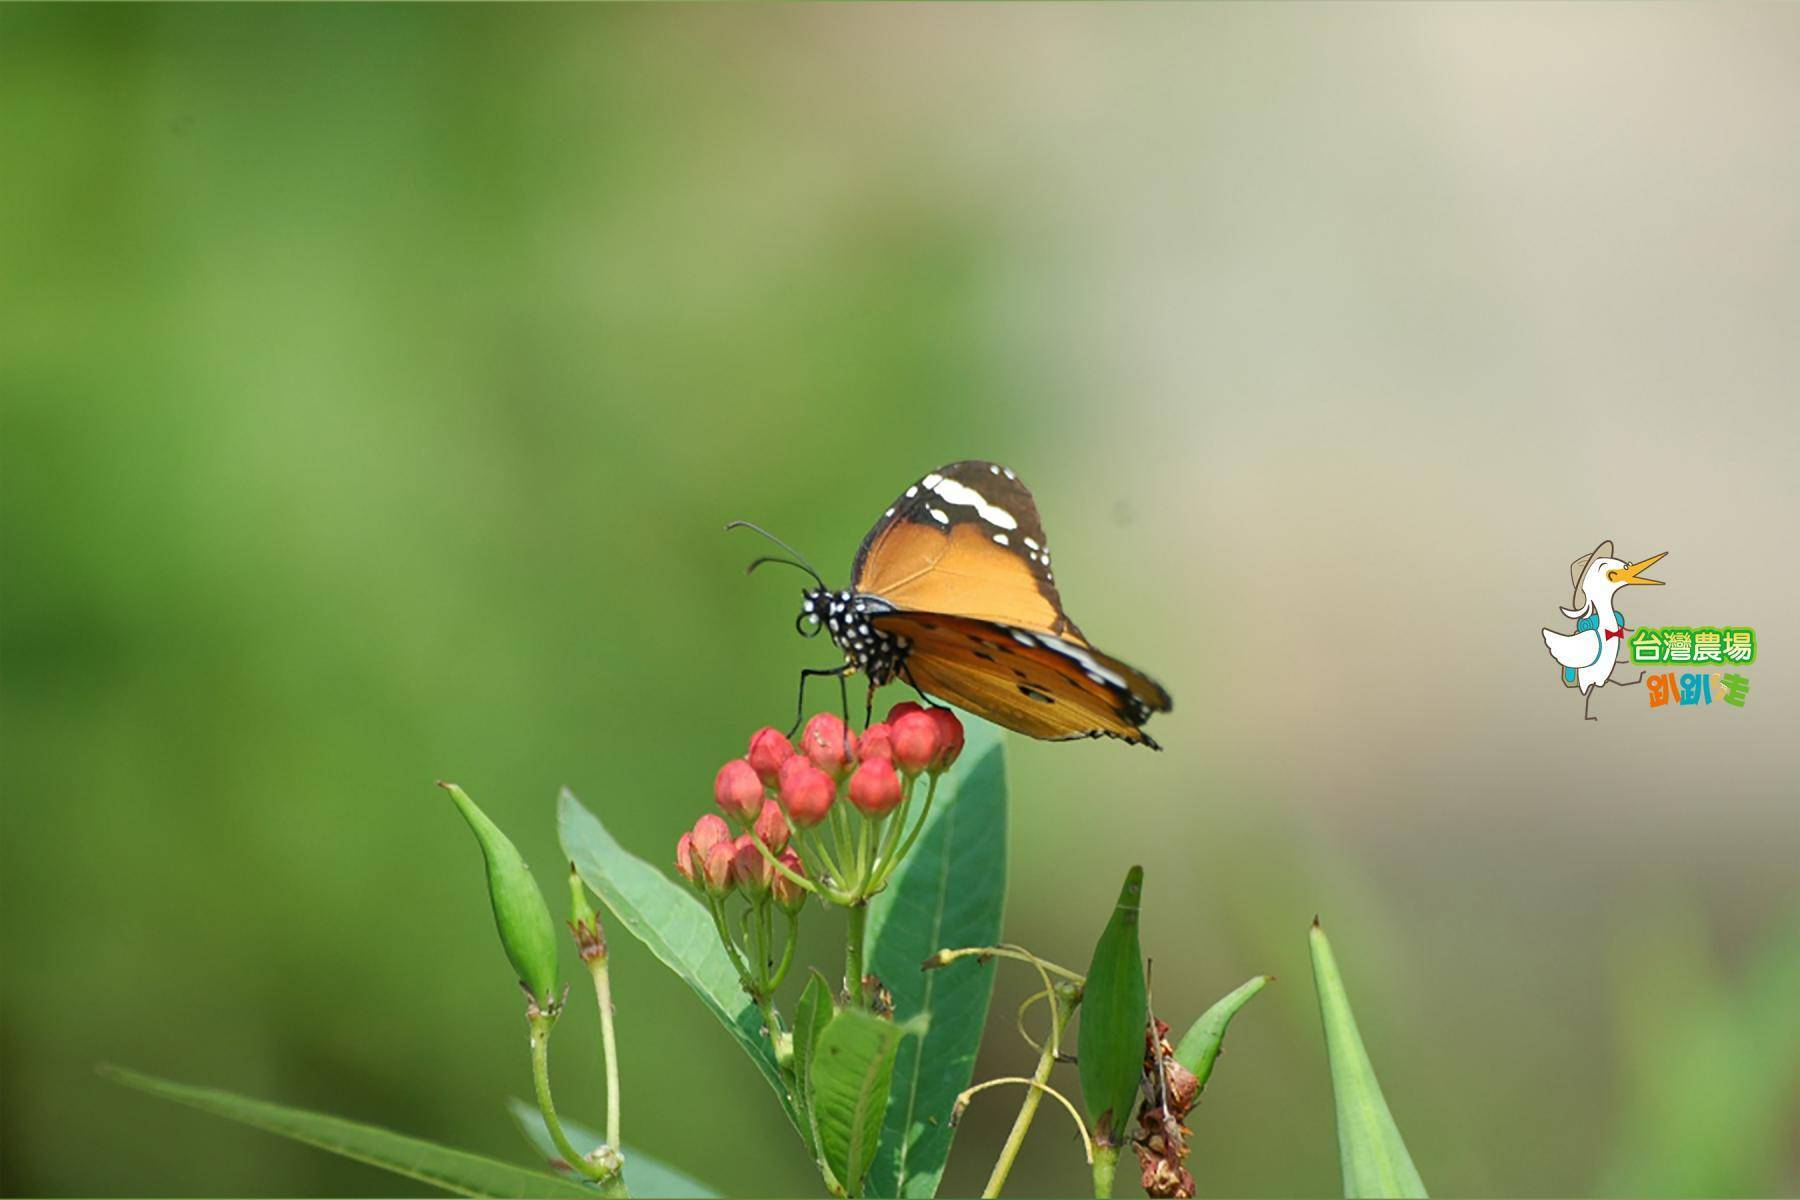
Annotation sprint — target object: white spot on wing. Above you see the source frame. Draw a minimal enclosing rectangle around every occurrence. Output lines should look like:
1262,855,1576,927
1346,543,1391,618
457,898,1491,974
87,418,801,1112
992,533,1009,545
1022,536,1040,551
927,478,1019,530
929,507,949,524
906,486,918,498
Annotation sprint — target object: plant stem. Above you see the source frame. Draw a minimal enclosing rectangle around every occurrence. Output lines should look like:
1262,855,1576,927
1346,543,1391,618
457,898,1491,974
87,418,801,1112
844,900,869,1006
527,1014,615,1185
872,773,937,891
983,984,1079,1198
1091,1145,1119,1199
587,959,622,1153
706,899,758,997
770,911,800,991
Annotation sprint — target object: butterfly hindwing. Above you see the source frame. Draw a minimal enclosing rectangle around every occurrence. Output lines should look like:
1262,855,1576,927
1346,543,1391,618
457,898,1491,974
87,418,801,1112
874,611,1170,747
852,461,1084,641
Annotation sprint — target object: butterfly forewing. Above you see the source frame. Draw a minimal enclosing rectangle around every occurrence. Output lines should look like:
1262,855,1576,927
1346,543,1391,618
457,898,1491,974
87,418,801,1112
851,460,1085,641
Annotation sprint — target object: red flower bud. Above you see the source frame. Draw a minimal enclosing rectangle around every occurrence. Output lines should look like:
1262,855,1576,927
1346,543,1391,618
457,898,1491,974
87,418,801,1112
754,798,790,854
674,832,698,885
776,754,812,790
713,758,764,825
801,712,855,780
701,839,736,896
887,700,926,725
927,706,965,773
772,850,808,913
746,726,795,787
890,710,940,776
732,833,773,897
780,763,836,829
857,722,894,762
691,813,731,860
848,757,904,818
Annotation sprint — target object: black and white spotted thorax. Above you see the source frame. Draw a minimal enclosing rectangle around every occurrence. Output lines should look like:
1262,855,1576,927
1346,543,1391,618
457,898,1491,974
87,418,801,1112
800,587,910,685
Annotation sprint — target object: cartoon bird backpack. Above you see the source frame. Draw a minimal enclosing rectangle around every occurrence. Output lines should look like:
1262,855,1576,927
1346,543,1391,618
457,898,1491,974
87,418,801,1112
1562,609,1625,688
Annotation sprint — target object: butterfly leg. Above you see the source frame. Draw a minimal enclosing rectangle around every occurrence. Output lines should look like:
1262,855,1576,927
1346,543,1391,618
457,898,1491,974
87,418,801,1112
790,664,853,738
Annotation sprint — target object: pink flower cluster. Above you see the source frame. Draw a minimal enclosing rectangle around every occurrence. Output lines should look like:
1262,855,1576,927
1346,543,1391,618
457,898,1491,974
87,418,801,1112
674,703,965,902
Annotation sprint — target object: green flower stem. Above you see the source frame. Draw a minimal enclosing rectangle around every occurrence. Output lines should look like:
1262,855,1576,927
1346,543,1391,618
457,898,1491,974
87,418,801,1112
706,898,758,996
769,911,800,992
855,814,874,892
983,983,1079,1198
583,957,623,1154
1091,1145,1119,1199
871,773,938,892
844,900,869,1007
527,1013,617,1186
752,837,820,895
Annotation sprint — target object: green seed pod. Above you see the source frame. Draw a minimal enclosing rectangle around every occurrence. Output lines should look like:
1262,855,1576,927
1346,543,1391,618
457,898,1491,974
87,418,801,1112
439,782,558,1003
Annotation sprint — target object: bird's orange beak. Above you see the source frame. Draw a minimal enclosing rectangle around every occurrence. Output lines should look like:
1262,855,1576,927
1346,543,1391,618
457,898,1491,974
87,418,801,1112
1608,552,1666,587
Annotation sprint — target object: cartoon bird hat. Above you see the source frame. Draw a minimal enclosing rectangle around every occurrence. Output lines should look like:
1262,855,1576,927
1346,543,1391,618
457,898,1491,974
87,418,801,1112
1569,540,1614,610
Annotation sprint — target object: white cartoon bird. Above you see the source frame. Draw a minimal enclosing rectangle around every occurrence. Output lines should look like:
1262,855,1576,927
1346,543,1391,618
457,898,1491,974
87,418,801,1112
1542,540,1666,721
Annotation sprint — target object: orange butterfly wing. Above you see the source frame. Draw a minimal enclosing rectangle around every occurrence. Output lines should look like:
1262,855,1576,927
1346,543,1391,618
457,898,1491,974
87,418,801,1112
876,612,1170,747
852,461,1084,640
849,462,1171,746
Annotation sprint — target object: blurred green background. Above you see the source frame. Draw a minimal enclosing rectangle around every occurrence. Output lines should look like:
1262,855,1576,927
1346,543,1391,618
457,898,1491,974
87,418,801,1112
3,5,1797,1196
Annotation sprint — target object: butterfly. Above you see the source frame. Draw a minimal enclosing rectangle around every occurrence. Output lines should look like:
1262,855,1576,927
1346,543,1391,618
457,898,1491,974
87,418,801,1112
732,461,1172,747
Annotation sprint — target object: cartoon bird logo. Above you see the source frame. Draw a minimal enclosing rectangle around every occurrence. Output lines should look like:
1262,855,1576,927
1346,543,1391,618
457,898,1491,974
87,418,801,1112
1541,540,1667,721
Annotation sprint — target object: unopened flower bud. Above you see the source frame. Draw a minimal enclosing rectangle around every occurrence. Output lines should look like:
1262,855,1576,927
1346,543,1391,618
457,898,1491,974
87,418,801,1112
567,864,606,964
886,700,926,725
674,832,699,885
780,763,835,829
713,758,763,825
776,754,812,790
772,850,809,913
849,757,903,818
754,798,790,854
927,706,965,773
438,782,559,1004
857,722,894,762
746,726,795,786
732,833,773,897
890,710,940,776
702,840,736,896
691,812,732,859
801,712,855,780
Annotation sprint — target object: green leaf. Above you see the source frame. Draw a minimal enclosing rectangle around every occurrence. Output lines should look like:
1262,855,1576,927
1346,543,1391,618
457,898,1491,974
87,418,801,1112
865,718,1008,1198
101,1065,596,1199
1173,974,1271,1094
1309,921,1427,1199
504,1098,717,1198
558,789,796,1126
811,1009,924,1198
792,970,837,1164
1079,865,1148,1146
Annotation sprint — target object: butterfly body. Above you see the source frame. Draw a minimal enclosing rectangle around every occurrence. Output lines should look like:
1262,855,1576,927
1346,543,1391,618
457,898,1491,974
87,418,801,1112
787,461,1172,748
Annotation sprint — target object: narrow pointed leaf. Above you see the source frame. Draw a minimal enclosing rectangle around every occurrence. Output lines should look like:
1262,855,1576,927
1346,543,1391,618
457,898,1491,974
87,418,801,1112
558,789,796,1126
1173,974,1271,1094
1309,922,1426,1199
792,970,837,1163
1079,865,1148,1146
504,1098,717,1198
865,718,1007,1198
102,1065,595,1199
811,1009,924,1197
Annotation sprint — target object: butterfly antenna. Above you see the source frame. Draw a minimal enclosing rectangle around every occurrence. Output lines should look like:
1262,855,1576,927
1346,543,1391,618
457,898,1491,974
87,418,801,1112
725,520,827,588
